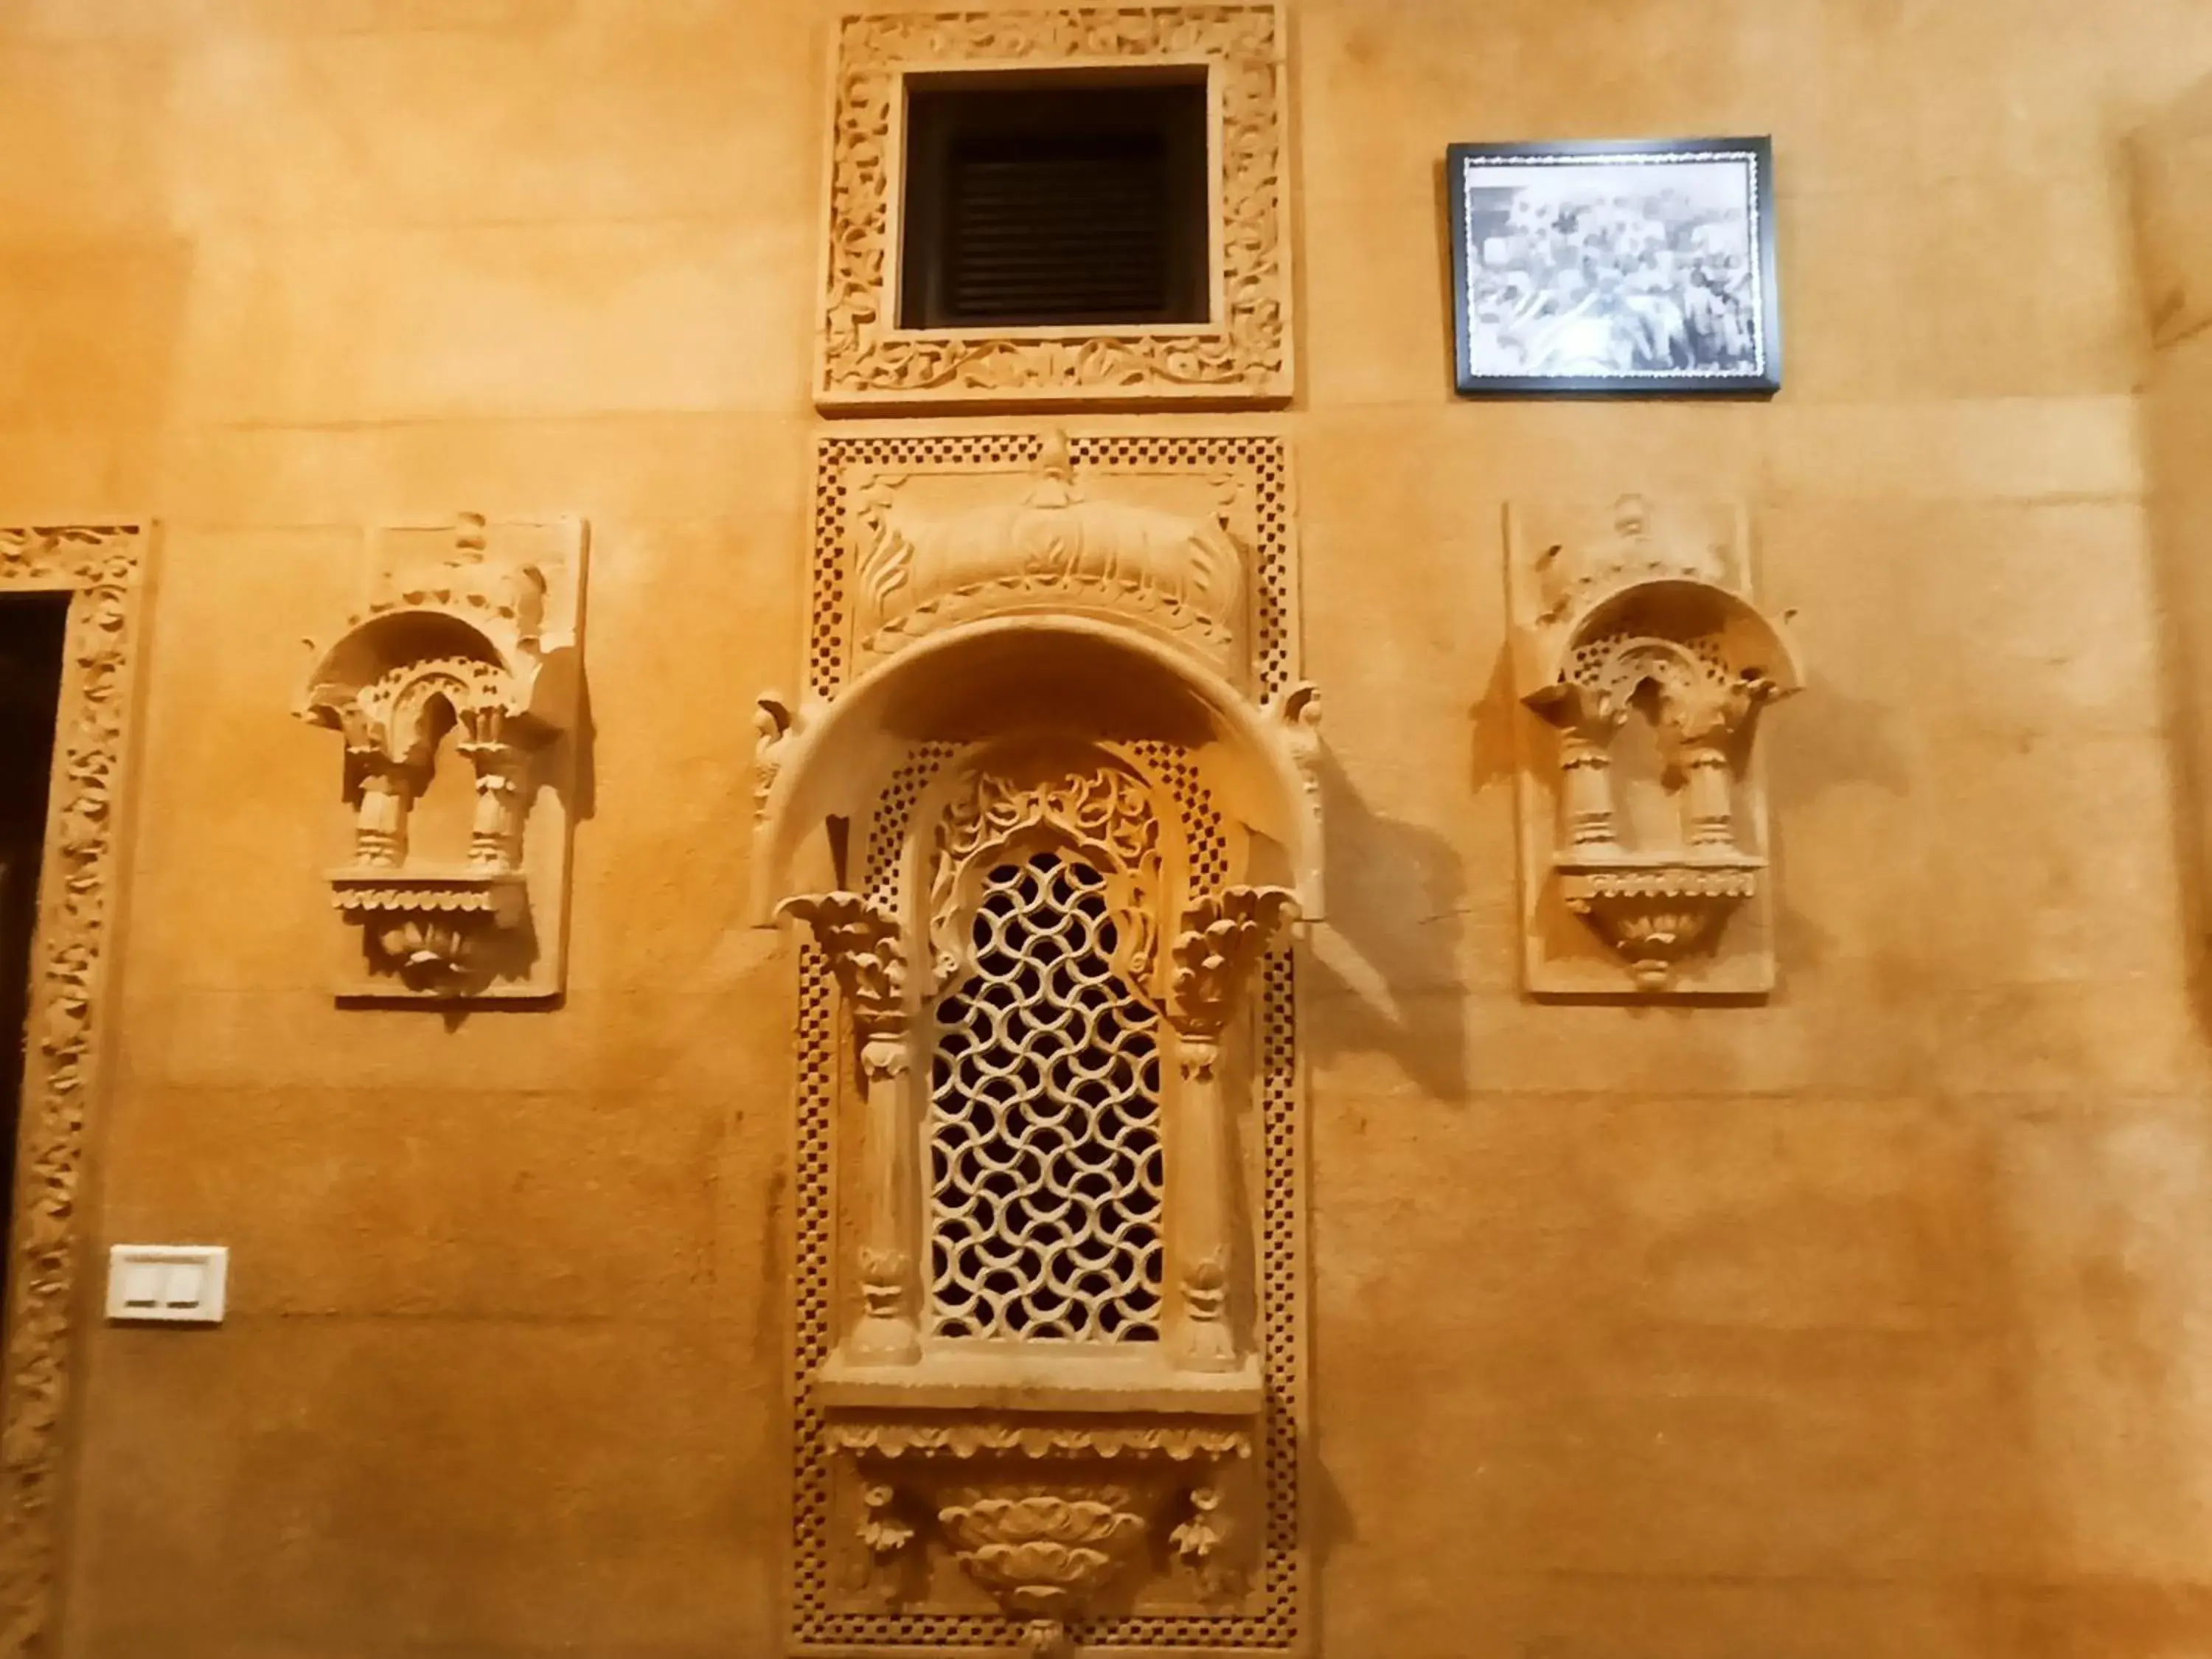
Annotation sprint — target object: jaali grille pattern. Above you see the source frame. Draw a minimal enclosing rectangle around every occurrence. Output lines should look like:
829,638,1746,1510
929,852,1166,1342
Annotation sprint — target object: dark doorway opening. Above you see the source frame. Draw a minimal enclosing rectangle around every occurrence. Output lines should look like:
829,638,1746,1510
0,594,68,1321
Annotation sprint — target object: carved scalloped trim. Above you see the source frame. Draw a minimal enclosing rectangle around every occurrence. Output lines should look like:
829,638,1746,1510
827,1422,1253,1462
329,872,529,915
0,525,147,1659
816,4,1291,409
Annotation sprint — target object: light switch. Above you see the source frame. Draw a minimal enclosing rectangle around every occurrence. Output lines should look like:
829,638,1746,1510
105,1245,226,1324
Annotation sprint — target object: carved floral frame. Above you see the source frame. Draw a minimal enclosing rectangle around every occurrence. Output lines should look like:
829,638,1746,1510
0,526,149,1658
815,4,1293,411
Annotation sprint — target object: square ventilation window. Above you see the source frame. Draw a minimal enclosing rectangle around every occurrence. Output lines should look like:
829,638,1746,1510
900,74,1212,330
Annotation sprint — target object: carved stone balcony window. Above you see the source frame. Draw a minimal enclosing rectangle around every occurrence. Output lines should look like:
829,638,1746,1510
815,5,1292,412
1506,495,1804,996
763,431,1315,1656
298,515,585,1001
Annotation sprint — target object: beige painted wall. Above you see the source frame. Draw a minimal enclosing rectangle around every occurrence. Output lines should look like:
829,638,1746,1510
8,0,2212,1653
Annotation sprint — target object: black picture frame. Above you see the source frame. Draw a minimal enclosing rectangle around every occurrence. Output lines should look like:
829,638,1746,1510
1446,136,1781,397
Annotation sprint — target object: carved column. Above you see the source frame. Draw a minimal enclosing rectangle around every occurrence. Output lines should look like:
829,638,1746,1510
1559,729,1619,850
1533,683,1624,852
353,762,414,868
779,891,920,1364
853,1024,919,1361
459,737,529,871
1680,740,1735,849
1166,886,1298,1373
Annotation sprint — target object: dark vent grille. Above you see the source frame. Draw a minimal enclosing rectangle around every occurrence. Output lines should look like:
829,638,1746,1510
945,135,1171,323
901,77,1210,330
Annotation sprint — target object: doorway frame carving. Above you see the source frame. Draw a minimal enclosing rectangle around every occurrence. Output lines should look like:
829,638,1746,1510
0,524,150,1658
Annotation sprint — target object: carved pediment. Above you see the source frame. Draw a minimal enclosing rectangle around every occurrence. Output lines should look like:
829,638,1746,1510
851,431,1251,678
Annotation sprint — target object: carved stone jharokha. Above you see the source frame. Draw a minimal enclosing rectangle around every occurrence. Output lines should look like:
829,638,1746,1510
815,5,1291,411
1506,495,1805,996
768,431,1315,1655
299,515,585,1000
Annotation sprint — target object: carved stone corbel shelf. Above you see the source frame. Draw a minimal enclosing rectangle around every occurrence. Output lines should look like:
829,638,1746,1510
1507,495,1804,997
298,514,585,1001
825,1413,1258,1659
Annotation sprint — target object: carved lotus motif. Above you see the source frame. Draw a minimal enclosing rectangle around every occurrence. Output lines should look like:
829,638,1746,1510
936,1486,1151,1617
1557,856,1761,990
335,871,530,995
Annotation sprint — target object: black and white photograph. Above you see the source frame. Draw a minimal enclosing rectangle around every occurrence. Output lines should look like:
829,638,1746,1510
1447,137,1781,396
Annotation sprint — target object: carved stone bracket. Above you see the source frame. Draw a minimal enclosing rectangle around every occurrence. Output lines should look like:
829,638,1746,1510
1506,496,1804,996
816,7,1291,410
778,890,908,1035
298,514,586,1000
1169,885,1300,1037
825,1416,1256,1652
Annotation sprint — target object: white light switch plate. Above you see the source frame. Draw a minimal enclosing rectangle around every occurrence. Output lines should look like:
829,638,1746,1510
105,1244,227,1324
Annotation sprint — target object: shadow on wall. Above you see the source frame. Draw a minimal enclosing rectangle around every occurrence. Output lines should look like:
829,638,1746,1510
1298,737,1471,1104
1762,679,1911,981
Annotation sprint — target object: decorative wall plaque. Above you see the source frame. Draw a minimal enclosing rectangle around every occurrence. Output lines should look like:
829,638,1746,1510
298,514,586,1001
1506,495,1803,996
763,429,1313,1657
815,6,1293,412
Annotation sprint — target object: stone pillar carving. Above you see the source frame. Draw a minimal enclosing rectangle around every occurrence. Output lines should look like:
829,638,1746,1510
1541,684,1624,852
778,891,920,1365
459,735,528,871
1167,886,1298,1371
353,763,414,869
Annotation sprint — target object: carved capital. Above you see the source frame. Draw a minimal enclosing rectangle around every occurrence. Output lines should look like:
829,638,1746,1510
1169,885,1299,1037
1178,1034,1222,1082
778,891,907,1033
859,1034,911,1082
856,1246,911,1321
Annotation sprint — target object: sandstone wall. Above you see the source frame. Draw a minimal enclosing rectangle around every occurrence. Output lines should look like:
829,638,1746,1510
9,0,2212,1653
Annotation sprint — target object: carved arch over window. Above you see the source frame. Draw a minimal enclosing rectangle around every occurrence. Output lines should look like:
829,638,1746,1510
771,431,1315,1657
753,613,1323,925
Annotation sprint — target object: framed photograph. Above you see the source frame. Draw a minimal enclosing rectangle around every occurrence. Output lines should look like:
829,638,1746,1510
1447,136,1781,397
